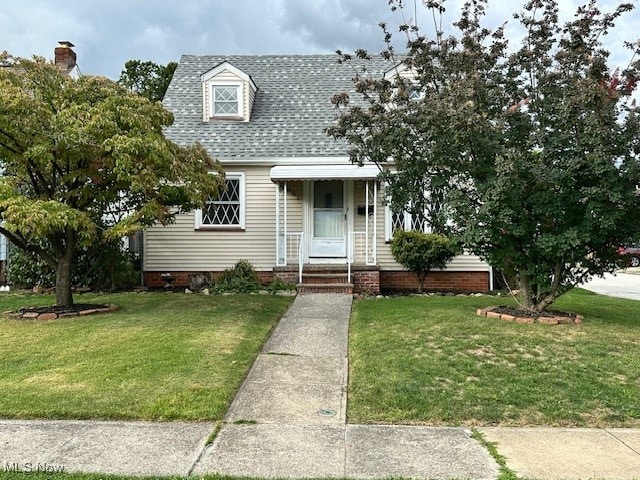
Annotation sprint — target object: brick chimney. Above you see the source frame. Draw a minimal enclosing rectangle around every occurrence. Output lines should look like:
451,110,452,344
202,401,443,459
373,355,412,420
54,41,76,73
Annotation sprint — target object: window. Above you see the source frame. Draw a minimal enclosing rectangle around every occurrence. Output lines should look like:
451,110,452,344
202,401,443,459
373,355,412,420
208,84,243,119
212,85,240,116
196,173,245,229
408,83,424,101
385,205,431,241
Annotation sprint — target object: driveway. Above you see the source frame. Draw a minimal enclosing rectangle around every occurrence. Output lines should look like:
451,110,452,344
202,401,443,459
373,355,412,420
581,268,640,301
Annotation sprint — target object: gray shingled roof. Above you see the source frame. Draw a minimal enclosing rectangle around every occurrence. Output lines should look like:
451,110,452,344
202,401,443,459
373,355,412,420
163,54,390,160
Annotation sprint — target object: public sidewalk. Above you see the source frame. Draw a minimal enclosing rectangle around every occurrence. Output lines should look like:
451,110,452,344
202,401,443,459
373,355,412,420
1,293,640,479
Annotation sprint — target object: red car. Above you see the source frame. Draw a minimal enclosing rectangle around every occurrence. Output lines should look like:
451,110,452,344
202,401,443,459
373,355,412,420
618,245,640,267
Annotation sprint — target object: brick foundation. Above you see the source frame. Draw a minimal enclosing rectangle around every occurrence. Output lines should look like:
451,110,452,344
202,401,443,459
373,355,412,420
380,270,490,293
145,268,488,293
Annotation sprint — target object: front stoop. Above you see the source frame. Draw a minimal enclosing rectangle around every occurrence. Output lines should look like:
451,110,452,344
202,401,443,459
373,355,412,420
297,270,353,294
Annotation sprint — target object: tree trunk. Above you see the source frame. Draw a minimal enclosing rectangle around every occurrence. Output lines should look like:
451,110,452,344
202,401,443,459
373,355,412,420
55,241,76,307
417,273,426,293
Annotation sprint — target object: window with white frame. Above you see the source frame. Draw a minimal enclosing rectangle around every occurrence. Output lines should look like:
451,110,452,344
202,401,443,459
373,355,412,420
211,84,242,118
385,205,431,241
196,173,245,229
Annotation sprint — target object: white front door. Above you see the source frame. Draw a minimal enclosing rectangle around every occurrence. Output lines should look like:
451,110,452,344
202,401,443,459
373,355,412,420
310,180,346,257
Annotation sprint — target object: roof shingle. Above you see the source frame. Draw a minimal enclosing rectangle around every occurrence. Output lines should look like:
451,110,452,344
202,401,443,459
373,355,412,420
163,54,390,160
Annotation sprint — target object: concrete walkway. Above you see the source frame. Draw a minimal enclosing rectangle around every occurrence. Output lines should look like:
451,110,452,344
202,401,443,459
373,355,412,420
195,293,499,479
2,293,640,479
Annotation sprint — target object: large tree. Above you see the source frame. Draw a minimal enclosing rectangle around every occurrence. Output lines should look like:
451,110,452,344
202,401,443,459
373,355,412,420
329,0,640,312
0,53,222,306
118,59,177,102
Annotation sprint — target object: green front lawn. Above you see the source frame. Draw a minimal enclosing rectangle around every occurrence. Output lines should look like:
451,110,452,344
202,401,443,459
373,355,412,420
348,289,640,427
0,292,293,420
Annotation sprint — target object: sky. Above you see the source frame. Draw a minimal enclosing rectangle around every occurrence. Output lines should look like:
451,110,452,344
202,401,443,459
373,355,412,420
1,0,638,80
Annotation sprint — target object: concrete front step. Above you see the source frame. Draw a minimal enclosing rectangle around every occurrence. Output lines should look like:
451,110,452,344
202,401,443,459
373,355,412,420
297,283,354,294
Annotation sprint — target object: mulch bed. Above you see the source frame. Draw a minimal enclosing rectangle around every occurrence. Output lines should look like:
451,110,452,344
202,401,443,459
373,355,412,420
477,305,583,325
3,304,119,320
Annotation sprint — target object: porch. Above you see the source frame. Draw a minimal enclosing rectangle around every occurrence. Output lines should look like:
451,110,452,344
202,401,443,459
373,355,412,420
270,165,380,291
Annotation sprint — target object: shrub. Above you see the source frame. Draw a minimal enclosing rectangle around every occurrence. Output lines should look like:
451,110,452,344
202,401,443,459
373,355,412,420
214,259,261,293
7,240,139,291
267,276,296,293
390,231,459,293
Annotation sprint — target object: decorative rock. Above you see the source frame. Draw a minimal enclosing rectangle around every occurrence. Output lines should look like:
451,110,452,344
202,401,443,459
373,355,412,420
574,315,584,324
37,313,58,321
79,309,98,316
555,316,573,325
32,286,44,294
185,288,193,294
201,288,210,296
58,312,80,318
22,312,39,319
539,317,559,325
486,311,502,319
515,317,534,324
500,314,516,322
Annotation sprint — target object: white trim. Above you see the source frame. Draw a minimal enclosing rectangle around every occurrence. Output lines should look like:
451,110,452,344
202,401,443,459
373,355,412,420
209,82,243,119
270,164,379,181
200,61,257,91
195,172,246,230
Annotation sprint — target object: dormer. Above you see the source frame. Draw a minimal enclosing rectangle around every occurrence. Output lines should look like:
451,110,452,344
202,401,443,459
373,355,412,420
383,62,424,101
201,62,257,122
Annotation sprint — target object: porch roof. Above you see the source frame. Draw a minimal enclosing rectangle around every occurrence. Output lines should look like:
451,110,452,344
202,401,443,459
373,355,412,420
270,164,379,181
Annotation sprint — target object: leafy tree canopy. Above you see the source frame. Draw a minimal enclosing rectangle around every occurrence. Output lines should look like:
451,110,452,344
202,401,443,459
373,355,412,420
329,0,640,312
0,53,222,306
118,59,177,102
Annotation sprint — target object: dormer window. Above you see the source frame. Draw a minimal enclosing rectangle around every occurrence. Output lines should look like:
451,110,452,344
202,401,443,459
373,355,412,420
212,84,241,118
201,61,257,122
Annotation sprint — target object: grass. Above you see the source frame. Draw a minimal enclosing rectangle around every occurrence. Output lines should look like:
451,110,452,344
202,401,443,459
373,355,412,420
348,289,640,427
0,291,293,421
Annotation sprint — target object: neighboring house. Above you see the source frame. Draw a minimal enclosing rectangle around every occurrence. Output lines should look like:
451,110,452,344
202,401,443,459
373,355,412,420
143,55,493,293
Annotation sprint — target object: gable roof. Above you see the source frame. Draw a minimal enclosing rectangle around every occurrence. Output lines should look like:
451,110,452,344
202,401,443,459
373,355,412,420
200,61,257,92
163,54,391,160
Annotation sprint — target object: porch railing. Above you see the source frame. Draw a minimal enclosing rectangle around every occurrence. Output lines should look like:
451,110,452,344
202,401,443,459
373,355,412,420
350,231,375,266
297,232,304,284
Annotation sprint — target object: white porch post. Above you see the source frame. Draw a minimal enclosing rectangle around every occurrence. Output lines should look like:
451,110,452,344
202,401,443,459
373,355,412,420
284,181,288,263
365,180,369,265
373,179,377,265
275,182,282,266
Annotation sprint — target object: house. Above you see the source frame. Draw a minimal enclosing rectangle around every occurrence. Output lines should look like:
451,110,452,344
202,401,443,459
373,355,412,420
142,55,493,293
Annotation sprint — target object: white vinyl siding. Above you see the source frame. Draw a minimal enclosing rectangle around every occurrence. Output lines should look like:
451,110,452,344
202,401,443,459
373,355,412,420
0,234,6,261
144,166,302,271
143,167,489,274
375,184,490,272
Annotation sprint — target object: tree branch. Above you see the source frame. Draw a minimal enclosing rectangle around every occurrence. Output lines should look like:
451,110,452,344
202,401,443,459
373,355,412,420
0,225,57,268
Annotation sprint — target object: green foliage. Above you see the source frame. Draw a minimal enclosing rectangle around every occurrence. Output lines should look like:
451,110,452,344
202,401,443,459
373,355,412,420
0,53,222,305
330,0,640,311
267,276,296,293
7,240,139,291
118,59,177,102
214,259,262,293
390,230,458,292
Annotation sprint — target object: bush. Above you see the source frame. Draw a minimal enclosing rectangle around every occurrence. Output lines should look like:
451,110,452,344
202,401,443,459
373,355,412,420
214,259,261,293
7,240,139,291
390,231,459,292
